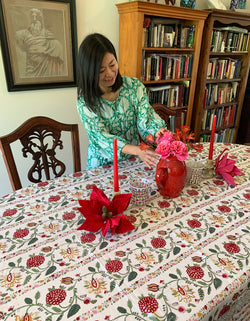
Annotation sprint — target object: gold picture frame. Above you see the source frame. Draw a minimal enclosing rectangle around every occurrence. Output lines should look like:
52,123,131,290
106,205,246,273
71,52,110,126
0,0,77,91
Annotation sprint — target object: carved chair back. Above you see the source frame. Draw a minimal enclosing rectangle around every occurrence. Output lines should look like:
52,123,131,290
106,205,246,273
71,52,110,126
0,116,81,191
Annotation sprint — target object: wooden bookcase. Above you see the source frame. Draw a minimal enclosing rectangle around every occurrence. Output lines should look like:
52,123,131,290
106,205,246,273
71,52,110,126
192,9,250,143
116,1,208,128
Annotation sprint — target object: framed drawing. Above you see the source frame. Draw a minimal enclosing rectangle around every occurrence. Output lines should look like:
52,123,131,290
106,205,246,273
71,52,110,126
0,0,77,91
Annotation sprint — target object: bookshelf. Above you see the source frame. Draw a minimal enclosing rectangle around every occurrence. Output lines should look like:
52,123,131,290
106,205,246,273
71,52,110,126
116,1,208,128
192,9,250,143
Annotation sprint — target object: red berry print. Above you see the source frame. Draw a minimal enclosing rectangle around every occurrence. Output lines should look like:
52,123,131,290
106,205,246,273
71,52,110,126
13,229,29,238
214,180,224,185
26,255,45,267
105,260,123,273
187,220,201,228
186,266,204,279
3,209,17,217
118,175,127,179
218,206,231,213
62,212,76,220
73,172,83,177
86,184,96,190
127,216,137,223
187,190,199,196
46,288,66,305
81,233,96,243
224,243,240,254
158,201,170,208
48,196,61,202
138,296,158,313
151,238,166,248
243,193,250,200
218,305,230,318
38,181,49,187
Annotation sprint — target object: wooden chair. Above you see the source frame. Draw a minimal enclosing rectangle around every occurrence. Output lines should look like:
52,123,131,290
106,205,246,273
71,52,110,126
0,116,81,191
152,103,182,131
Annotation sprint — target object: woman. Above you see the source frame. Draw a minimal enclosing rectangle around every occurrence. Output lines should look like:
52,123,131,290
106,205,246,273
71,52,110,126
77,33,165,169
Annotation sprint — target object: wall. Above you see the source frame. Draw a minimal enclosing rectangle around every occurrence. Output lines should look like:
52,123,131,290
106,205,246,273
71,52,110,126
0,0,249,197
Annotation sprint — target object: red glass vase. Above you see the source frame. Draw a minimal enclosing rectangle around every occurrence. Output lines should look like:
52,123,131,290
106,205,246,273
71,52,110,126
155,156,187,198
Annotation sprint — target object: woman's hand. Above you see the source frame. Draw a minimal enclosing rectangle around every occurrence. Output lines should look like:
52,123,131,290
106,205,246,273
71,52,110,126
137,147,160,169
121,145,160,169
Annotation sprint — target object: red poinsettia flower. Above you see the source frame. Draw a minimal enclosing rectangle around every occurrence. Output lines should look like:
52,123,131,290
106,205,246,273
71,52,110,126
215,148,243,186
77,186,134,236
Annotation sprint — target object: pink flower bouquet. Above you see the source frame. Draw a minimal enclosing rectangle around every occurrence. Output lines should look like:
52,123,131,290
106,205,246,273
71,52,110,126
140,126,197,162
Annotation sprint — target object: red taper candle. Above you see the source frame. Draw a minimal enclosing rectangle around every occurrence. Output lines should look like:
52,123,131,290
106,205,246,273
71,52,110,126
208,115,216,160
113,138,119,192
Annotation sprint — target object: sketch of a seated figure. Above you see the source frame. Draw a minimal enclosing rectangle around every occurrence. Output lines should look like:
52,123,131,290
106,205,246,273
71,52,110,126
15,8,64,77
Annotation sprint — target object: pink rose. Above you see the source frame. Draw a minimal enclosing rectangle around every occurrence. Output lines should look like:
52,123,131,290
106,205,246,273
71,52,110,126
155,141,171,158
156,131,174,145
170,140,188,161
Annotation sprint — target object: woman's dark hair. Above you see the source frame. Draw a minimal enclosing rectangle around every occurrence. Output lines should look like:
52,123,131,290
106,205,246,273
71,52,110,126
77,33,123,113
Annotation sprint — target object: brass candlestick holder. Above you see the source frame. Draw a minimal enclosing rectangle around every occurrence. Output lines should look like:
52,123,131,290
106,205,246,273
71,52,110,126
202,159,215,179
112,190,121,199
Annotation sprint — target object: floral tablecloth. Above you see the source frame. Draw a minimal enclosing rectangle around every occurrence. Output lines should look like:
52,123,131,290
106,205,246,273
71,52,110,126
0,143,249,321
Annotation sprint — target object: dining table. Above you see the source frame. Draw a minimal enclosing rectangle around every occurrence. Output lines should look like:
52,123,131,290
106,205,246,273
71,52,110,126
0,142,249,321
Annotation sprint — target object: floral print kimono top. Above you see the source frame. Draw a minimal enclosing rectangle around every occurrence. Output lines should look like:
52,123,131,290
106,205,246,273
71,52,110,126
77,76,165,169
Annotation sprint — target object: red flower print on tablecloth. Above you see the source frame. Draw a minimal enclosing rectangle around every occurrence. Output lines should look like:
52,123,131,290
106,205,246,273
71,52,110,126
105,260,123,273
26,255,45,267
187,220,201,228
224,243,240,254
80,233,96,243
62,212,76,220
214,180,224,185
186,266,204,279
138,296,159,313
151,238,166,248
218,205,231,213
243,193,250,200
38,181,49,187
46,288,66,305
3,209,18,217
127,215,137,224
187,190,199,196
145,166,153,171
48,196,61,202
158,201,170,208
13,229,29,238
178,306,186,313
118,174,127,179
73,172,83,177
84,297,91,304
129,157,136,161
102,164,111,168
218,305,230,318
86,184,96,190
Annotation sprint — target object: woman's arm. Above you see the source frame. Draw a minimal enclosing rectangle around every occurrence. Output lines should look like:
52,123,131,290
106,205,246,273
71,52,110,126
121,144,160,169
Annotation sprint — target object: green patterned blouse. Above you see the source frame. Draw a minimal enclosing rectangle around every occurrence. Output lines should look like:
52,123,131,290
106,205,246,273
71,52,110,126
77,76,165,169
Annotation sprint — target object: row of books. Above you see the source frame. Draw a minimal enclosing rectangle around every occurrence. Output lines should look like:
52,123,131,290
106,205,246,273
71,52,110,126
147,82,190,107
210,26,249,52
201,104,238,131
207,58,242,80
168,111,187,132
143,17,195,48
200,128,235,144
141,54,193,81
204,82,238,107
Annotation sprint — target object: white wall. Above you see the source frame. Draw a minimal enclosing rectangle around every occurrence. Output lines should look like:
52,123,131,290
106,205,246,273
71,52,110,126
0,0,249,197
